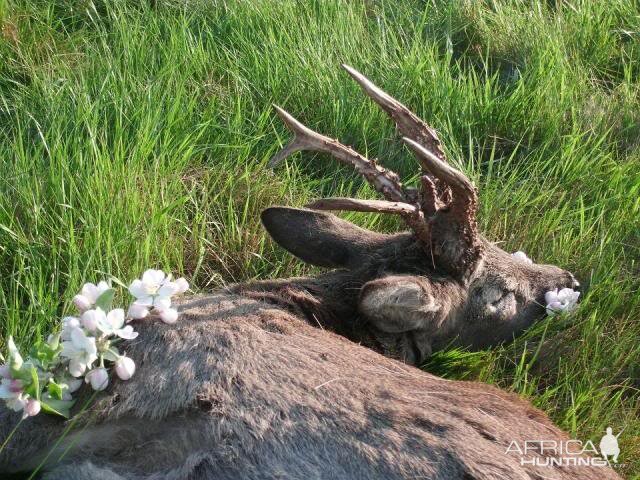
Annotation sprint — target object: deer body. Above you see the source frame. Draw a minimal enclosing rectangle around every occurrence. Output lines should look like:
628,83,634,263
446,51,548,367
1,66,609,479
0,290,619,479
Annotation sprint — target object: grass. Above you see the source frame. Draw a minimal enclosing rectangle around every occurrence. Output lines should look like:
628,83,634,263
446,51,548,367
0,0,639,476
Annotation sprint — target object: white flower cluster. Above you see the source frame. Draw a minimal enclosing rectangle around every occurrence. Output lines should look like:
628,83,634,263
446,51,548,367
511,251,581,316
0,270,188,419
545,288,580,316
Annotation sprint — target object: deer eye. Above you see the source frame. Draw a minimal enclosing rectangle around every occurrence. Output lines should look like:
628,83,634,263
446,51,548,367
486,291,517,318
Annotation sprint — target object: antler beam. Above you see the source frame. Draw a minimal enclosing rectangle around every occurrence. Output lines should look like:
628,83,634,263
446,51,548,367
270,105,406,203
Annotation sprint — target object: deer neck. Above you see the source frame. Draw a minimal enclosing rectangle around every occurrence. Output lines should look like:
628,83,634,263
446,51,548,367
228,270,368,339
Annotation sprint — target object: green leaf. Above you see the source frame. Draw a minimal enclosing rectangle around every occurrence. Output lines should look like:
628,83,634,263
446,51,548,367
23,365,40,400
41,397,75,419
95,288,115,311
30,337,61,369
102,348,120,362
47,380,64,400
47,333,61,350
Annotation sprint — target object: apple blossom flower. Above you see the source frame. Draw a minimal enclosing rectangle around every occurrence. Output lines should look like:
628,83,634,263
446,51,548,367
0,364,10,379
545,288,580,316
129,270,187,308
24,398,41,417
93,308,138,340
174,277,189,294
60,327,98,377
73,281,110,312
0,378,27,413
157,307,179,325
114,356,135,380
127,303,149,320
511,251,533,264
85,367,109,391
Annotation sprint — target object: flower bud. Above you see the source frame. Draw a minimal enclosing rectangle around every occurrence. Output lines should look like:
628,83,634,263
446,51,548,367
174,277,189,294
73,294,92,312
24,399,41,417
115,356,136,381
158,308,179,324
85,367,109,391
81,309,102,332
127,303,149,320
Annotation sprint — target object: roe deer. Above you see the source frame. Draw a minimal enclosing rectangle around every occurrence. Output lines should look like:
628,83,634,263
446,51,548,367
1,66,617,480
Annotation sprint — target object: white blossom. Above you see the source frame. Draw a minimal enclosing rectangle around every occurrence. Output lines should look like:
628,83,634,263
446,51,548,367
73,281,110,313
94,308,138,340
61,327,98,377
85,367,109,391
129,270,185,309
0,378,26,413
511,251,533,264
174,277,189,294
114,356,135,380
545,288,580,316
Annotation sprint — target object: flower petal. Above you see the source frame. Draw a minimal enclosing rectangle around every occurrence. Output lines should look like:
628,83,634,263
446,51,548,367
106,308,125,329
127,303,149,320
153,296,171,310
544,289,559,305
157,281,179,297
73,294,92,312
174,277,189,294
68,358,87,377
81,283,99,303
116,325,139,340
128,280,148,299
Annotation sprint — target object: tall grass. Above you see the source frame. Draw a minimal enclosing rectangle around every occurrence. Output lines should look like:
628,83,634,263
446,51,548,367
1,0,639,476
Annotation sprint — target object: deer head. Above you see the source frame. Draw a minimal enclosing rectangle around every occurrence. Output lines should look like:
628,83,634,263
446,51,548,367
264,65,580,364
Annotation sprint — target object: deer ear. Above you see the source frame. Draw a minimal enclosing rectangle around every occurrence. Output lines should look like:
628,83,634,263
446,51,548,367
261,207,390,269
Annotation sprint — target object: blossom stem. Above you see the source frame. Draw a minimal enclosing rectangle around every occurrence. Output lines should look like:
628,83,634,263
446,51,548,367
0,417,24,456
27,390,100,480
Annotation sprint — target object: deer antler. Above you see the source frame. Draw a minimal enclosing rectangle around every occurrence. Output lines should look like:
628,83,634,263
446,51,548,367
269,66,483,276
270,105,431,242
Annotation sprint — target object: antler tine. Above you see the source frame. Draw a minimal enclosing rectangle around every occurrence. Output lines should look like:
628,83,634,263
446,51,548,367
270,105,407,203
402,138,476,197
306,197,418,215
341,64,447,167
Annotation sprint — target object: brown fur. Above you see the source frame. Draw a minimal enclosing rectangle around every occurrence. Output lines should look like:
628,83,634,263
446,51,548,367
0,291,619,479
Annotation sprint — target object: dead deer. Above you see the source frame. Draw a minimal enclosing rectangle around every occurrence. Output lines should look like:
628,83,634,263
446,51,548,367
0,66,617,480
